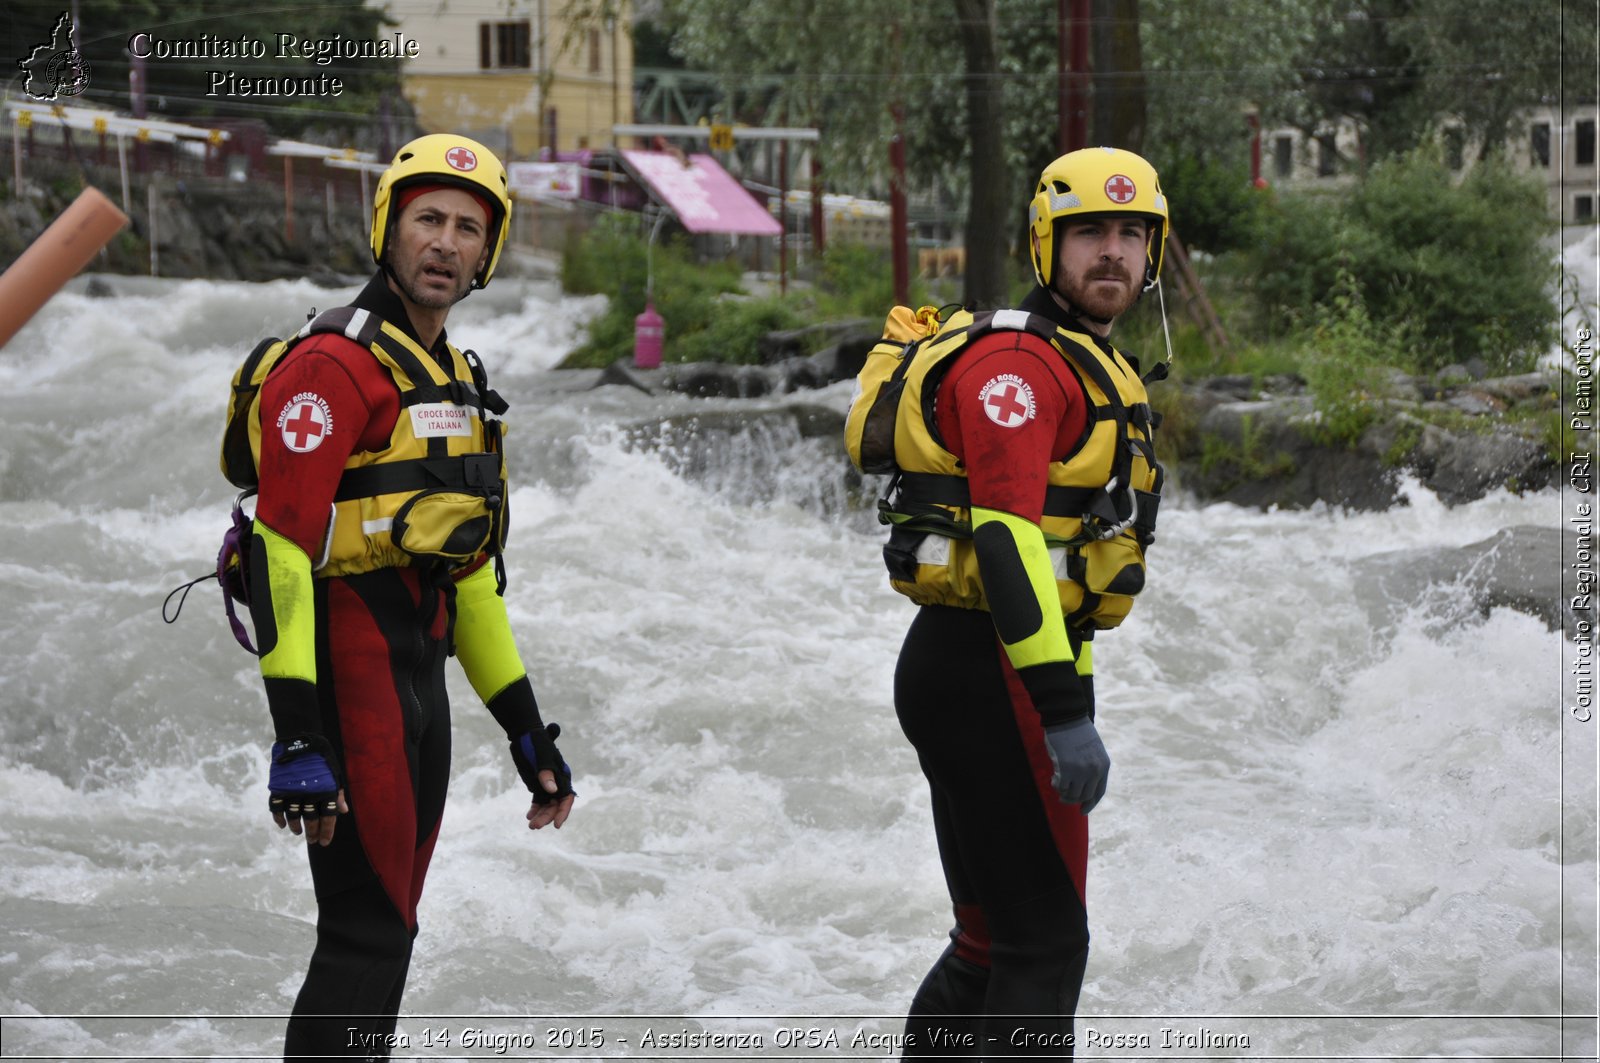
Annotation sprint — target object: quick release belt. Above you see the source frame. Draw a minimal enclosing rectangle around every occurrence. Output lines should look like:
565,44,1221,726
333,453,503,504
889,470,1160,544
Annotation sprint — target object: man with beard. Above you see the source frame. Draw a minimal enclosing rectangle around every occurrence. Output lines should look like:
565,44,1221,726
238,133,576,1058
874,147,1169,1058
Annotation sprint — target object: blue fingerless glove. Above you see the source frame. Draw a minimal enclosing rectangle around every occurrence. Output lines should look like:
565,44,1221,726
268,736,341,818
509,723,574,805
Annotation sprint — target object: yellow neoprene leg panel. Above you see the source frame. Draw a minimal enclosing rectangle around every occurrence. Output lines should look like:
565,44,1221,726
254,520,317,684
453,561,529,704
971,506,1075,671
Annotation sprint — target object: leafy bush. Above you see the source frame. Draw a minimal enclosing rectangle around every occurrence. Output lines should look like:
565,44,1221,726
1246,149,1558,373
559,215,744,367
1153,154,1273,256
672,297,806,364
812,241,930,320
1296,270,1413,446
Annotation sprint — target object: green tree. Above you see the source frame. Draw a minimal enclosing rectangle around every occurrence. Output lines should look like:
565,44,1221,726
647,0,1576,315
1139,0,1317,167
952,0,1010,306
1283,0,1429,166
657,0,1045,307
1398,0,1596,161
1091,0,1146,151
1273,0,1587,169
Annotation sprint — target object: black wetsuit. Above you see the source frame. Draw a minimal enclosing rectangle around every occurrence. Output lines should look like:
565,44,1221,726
896,606,1093,1060
281,568,454,1060
891,286,1103,1060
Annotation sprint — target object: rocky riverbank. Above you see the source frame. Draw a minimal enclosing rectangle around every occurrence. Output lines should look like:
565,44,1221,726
1164,367,1558,510
594,332,1567,512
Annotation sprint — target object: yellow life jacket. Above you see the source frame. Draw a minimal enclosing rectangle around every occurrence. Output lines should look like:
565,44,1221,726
845,306,1163,630
219,306,509,580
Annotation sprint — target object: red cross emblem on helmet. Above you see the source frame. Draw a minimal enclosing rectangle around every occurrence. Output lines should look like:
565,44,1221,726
445,146,478,172
1104,174,1137,204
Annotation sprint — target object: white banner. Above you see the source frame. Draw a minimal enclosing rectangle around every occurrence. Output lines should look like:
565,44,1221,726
508,161,581,200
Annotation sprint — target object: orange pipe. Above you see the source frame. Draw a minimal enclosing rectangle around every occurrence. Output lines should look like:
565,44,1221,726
0,186,130,350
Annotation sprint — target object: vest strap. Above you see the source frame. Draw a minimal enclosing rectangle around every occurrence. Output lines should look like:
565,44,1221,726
334,453,503,503
895,471,1102,519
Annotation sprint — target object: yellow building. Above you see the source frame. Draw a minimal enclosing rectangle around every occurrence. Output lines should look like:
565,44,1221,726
372,0,633,159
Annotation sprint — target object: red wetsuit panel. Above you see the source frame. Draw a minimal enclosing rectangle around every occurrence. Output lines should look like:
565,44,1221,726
1003,658,1090,902
934,330,1088,522
325,575,421,924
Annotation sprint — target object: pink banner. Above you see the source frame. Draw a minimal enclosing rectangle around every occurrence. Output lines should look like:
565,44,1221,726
621,150,782,236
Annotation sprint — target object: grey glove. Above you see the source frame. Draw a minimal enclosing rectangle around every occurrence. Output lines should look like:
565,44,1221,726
1043,716,1110,813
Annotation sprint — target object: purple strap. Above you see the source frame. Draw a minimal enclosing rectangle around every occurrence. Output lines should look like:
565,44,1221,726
217,495,257,654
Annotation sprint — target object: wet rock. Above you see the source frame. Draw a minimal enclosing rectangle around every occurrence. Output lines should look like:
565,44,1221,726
1383,368,1422,402
1184,396,1411,511
659,362,773,399
1445,391,1504,416
808,332,881,384
1199,374,1258,400
757,318,874,364
1476,372,1558,406
592,358,656,395
1407,424,1550,503
1352,525,1572,633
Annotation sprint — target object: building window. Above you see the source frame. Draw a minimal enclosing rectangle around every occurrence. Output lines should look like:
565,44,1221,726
588,28,603,74
1316,133,1338,177
1577,195,1596,222
1273,134,1293,178
1443,126,1465,171
479,20,531,69
1531,122,1551,168
1578,118,1596,167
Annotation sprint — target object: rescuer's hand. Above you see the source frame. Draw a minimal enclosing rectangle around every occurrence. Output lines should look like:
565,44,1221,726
1043,716,1111,813
268,736,347,845
510,723,575,830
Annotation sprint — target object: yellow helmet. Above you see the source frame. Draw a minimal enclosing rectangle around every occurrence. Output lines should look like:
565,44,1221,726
1027,146,1168,291
370,133,513,289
